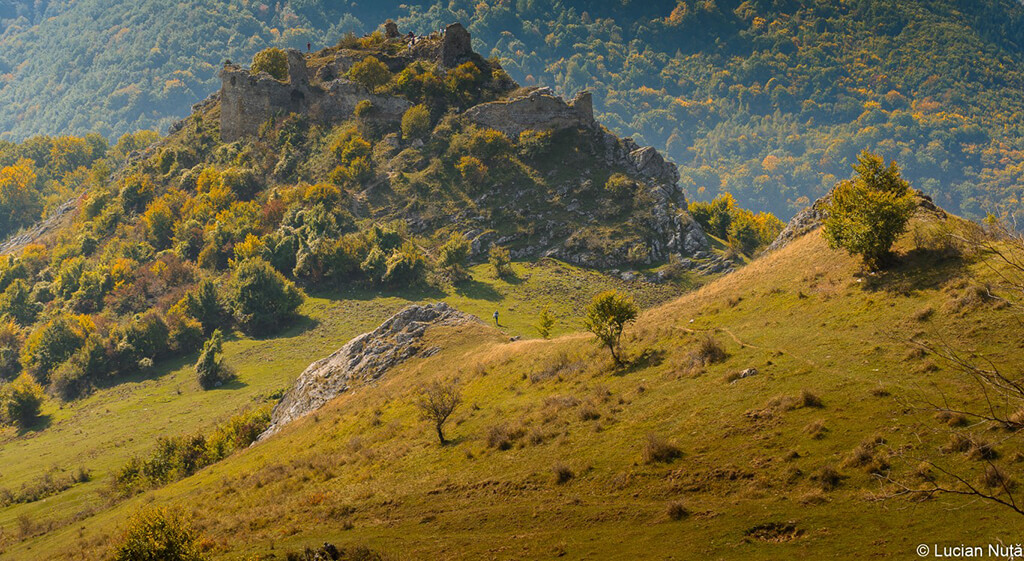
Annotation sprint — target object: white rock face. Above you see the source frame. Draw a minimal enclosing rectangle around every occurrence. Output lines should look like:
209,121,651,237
259,302,481,439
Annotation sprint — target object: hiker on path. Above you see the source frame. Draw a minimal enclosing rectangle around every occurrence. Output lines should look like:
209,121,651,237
493,310,499,326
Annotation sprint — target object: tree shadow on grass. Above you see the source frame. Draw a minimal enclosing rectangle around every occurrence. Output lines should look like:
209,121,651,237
861,248,968,296
454,279,502,302
18,414,51,435
496,271,525,286
92,353,196,392
613,347,666,376
308,282,447,303
440,433,469,447
244,313,320,341
208,377,248,391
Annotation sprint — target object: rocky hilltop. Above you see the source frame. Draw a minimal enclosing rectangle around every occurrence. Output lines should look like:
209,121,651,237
220,23,502,141
260,303,482,439
209,22,710,269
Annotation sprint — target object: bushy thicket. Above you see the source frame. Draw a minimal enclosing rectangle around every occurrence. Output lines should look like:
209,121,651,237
689,193,784,254
111,507,208,561
113,406,271,496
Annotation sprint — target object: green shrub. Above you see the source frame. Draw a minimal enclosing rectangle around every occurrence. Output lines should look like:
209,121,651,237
689,193,735,238
70,269,107,313
536,307,555,339
195,329,232,390
49,358,90,401
727,211,762,254
119,173,154,214
552,462,574,484
348,56,391,92
220,167,260,200
456,155,487,186
383,243,426,286
604,173,635,198
445,61,482,96
517,129,553,159
641,433,682,464
22,315,85,383
689,336,727,366
122,311,170,362
437,232,470,282
584,290,638,366
1,374,44,428
114,406,270,496
143,200,175,250
251,47,288,81
227,258,303,335
401,104,431,140
488,245,512,278
173,279,224,335
0,320,22,381
111,507,207,561
667,501,690,520
360,246,387,285
823,151,917,269
467,128,512,160
167,312,204,354
0,279,39,326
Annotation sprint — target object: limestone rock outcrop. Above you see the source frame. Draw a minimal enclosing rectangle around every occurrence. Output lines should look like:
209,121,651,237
259,302,481,439
765,193,833,253
464,88,596,138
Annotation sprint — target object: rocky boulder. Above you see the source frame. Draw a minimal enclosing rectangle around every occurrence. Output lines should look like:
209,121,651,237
259,303,481,439
765,193,833,253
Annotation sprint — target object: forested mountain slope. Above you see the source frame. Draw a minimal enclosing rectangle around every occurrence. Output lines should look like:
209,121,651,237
1,0,1023,220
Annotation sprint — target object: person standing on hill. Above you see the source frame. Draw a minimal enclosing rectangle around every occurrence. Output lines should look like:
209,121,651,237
493,310,499,326
307,42,311,52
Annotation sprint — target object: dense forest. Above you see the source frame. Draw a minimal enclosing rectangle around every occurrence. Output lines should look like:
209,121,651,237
0,0,1023,220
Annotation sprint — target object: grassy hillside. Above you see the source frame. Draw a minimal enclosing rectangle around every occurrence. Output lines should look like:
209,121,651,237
1,1,1023,219
7,207,1023,559
0,257,693,557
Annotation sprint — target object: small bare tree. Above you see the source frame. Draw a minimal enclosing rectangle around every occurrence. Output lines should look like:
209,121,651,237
415,378,461,444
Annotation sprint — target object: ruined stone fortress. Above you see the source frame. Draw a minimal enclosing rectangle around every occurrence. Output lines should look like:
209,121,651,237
218,22,680,186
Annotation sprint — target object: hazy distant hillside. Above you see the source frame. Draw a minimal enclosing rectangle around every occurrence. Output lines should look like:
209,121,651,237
1,0,1023,219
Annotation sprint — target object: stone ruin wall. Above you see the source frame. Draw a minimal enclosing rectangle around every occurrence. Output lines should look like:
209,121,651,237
219,23,476,142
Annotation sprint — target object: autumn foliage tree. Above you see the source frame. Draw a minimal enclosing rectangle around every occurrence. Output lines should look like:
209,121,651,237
823,151,917,269
584,290,638,366
0,159,41,237
348,56,391,92
251,47,288,81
